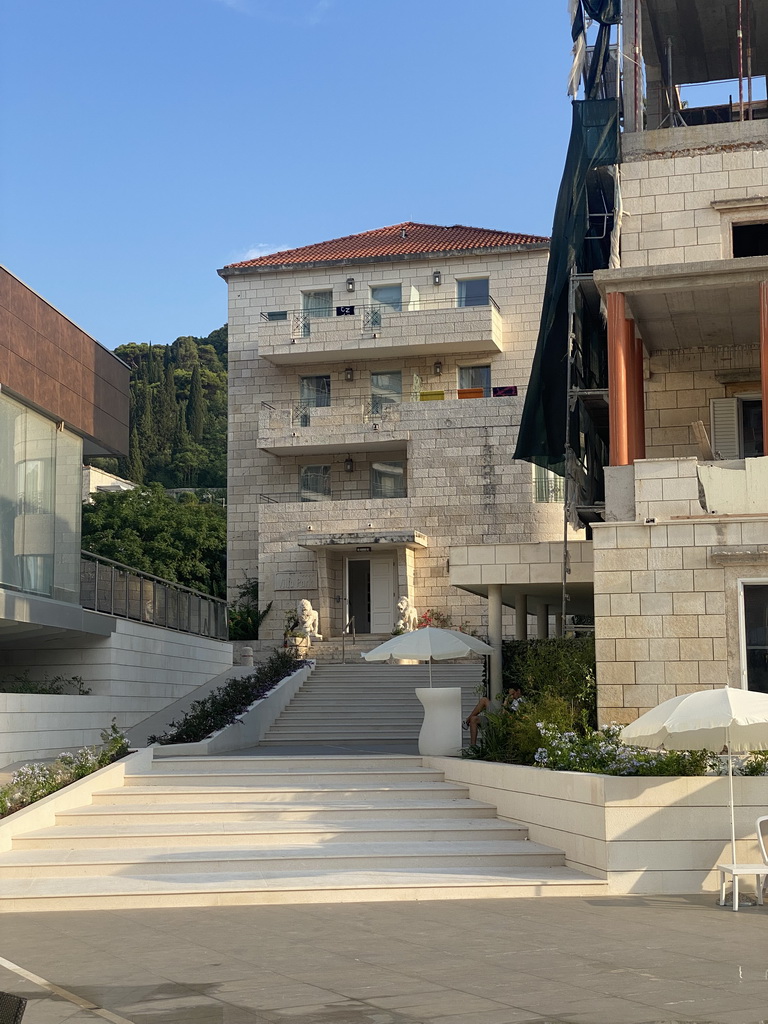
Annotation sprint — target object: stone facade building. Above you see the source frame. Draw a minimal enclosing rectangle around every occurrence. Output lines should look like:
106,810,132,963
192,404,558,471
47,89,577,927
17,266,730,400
219,223,564,647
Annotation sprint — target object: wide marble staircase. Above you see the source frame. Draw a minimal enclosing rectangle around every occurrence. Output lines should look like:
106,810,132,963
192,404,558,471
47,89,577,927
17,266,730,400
260,662,482,746
0,753,607,911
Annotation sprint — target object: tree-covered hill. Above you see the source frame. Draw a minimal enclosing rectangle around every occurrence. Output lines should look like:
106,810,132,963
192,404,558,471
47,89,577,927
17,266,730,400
91,326,227,488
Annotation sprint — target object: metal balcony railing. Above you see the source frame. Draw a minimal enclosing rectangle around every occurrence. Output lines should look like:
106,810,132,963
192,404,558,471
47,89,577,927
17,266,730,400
80,551,229,640
259,295,500,340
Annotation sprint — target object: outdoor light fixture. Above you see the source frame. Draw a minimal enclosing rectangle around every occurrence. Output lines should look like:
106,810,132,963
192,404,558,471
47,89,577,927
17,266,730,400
344,456,354,473
432,270,442,286
433,361,443,376
346,277,355,292
344,367,354,382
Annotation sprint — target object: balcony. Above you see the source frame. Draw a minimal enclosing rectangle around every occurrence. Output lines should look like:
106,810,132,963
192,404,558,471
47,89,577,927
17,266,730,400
257,295,504,365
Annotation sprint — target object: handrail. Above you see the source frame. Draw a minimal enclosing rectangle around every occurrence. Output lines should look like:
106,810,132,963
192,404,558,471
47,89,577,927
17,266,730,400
80,550,228,641
262,296,498,319
341,615,356,664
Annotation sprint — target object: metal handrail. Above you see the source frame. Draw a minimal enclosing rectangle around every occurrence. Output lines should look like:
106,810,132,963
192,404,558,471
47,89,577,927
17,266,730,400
263,296,499,320
80,550,228,641
341,615,356,664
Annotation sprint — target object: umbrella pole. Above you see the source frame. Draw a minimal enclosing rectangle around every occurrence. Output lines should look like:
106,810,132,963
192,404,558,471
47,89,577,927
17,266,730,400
428,658,433,689
728,728,737,866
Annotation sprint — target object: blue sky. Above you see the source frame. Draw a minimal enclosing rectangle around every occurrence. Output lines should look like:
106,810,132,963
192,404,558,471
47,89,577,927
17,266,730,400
1,0,574,349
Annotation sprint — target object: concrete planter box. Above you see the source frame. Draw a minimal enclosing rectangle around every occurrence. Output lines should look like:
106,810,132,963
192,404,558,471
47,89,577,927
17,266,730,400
425,757,768,894
153,661,314,757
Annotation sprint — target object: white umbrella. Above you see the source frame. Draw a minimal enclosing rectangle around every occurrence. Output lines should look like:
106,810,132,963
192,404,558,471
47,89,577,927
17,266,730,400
362,627,492,687
621,686,768,865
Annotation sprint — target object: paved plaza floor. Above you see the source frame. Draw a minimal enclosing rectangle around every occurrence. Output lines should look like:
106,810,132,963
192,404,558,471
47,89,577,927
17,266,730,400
2,894,767,1024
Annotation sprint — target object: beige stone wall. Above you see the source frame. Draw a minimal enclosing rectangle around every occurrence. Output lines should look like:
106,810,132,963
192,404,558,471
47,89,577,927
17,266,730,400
621,145,768,269
595,458,768,724
228,245,560,640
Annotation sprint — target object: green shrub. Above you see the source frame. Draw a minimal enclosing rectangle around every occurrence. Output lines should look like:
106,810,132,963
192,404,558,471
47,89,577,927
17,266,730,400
502,636,596,727
0,671,91,695
148,648,301,745
228,577,272,641
0,720,130,818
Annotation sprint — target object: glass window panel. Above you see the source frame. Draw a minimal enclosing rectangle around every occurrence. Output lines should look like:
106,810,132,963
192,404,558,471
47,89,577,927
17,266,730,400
741,399,764,457
0,393,22,591
457,278,489,307
458,366,491,396
371,371,402,414
299,375,331,426
53,427,82,603
300,465,331,502
370,285,402,312
744,585,768,692
302,290,333,317
371,461,406,499
533,464,565,503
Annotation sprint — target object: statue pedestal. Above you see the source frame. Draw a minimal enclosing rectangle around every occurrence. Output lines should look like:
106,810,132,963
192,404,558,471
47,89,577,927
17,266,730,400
415,687,462,756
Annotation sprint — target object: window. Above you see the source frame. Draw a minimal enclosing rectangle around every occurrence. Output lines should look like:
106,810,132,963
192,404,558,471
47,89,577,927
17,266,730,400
302,290,333,317
733,223,768,258
16,458,53,515
299,375,331,427
299,465,331,502
370,285,402,312
457,278,489,307
458,365,491,397
371,371,402,414
533,464,565,503
741,584,768,693
371,461,406,499
265,310,288,321
711,397,764,459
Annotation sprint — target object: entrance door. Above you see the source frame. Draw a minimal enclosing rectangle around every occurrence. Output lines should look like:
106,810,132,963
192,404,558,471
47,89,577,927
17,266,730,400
347,557,395,635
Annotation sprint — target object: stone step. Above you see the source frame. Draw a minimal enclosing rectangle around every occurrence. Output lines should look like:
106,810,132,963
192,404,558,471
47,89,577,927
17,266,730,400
0,867,608,913
91,781,473,804
13,818,530,851
124,768,445,787
55,798,499,826
0,840,566,879
149,755,424,772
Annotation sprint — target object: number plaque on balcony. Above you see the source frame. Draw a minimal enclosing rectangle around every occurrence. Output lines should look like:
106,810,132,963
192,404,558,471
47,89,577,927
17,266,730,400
336,305,355,316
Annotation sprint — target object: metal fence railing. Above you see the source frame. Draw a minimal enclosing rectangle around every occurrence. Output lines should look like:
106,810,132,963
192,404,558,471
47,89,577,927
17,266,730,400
80,551,229,641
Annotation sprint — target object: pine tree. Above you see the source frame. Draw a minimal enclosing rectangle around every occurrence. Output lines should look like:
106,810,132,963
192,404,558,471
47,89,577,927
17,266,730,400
187,362,205,442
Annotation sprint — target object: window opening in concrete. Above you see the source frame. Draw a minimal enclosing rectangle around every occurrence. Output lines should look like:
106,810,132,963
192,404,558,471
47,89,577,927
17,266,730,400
458,365,491,397
710,396,763,458
371,371,402,414
265,310,288,321
534,464,565,503
742,584,768,693
299,464,331,502
370,285,402,312
741,398,764,457
371,461,406,499
299,375,331,426
732,222,768,258
457,278,489,307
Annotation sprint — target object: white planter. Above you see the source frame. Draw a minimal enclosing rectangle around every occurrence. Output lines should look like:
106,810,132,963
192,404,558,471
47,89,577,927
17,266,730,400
415,687,462,756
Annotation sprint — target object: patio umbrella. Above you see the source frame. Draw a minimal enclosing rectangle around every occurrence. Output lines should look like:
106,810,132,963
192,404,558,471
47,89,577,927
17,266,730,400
621,686,768,865
362,627,492,686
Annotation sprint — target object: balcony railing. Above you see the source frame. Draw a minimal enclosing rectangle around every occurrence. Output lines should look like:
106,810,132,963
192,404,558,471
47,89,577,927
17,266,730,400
80,551,229,641
259,490,408,504
260,295,500,340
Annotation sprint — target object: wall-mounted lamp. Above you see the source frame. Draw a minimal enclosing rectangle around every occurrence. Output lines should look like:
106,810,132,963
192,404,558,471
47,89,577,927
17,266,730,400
346,277,355,292
344,367,354,382
344,456,354,473
432,270,442,286
433,360,443,376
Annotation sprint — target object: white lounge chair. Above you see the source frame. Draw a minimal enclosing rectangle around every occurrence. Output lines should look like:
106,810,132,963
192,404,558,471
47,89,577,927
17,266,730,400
717,816,768,912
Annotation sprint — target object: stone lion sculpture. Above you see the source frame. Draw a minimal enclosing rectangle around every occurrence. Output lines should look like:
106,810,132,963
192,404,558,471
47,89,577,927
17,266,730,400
394,596,418,633
296,599,321,640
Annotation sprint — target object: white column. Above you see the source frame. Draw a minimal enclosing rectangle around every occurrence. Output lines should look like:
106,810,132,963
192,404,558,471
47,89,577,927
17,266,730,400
536,603,549,640
514,593,528,641
488,584,503,698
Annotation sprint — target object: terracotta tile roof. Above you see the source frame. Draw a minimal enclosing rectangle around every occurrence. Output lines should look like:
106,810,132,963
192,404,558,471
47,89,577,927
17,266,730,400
224,222,549,270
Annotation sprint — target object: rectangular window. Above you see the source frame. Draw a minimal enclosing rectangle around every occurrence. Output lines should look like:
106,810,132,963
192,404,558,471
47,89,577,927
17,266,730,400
299,465,331,502
371,371,402,414
370,285,402,312
298,375,331,426
733,223,768,258
302,290,333,317
711,397,764,459
371,461,406,499
458,365,491,397
16,458,53,515
533,464,565,503
265,310,288,321
742,584,768,693
457,278,489,307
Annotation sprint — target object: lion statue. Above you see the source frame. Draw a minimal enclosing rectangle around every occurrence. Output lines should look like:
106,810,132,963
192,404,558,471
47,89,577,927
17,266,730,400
296,598,321,640
394,596,418,633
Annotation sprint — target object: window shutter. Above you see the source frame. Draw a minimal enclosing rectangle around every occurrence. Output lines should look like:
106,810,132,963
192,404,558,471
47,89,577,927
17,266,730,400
710,398,740,459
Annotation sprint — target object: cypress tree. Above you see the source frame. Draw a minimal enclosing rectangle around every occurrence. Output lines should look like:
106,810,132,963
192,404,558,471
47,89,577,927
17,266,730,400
187,362,205,442
127,426,144,484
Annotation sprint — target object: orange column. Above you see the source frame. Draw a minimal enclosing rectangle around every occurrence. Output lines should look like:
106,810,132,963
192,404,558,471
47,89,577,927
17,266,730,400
631,320,646,460
608,291,632,466
761,282,768,456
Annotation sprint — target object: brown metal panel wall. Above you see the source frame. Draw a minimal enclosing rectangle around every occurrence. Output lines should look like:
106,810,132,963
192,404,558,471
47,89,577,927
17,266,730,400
0,267,129,455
